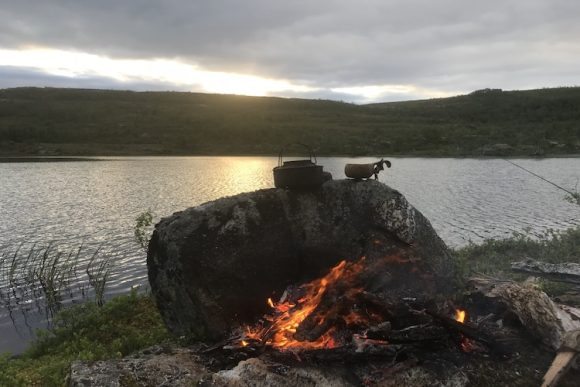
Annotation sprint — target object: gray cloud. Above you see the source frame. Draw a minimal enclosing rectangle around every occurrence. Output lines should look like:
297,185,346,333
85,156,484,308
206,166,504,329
0,66,193,92
1,0,579,101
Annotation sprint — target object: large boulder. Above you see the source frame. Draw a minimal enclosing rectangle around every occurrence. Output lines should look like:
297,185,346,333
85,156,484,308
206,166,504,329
147,180,457,341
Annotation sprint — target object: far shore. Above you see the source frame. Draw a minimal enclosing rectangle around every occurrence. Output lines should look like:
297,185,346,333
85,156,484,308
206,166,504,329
0,156,106,163
2,153,580,162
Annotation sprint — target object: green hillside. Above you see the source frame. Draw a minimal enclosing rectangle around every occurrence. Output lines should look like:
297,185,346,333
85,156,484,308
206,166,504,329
1,87,579,156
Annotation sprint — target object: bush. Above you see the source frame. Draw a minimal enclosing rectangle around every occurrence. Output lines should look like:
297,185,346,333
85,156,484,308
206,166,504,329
0,290,170,386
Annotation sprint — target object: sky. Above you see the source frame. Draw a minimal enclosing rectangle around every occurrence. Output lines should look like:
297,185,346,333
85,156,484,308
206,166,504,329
0,0,579,103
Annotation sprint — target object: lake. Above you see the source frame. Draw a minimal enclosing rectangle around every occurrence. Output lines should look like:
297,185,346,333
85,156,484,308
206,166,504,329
1,156,580,354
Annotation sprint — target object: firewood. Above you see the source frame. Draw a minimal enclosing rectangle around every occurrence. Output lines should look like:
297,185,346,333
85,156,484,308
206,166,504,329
542,329,580,387
469,276,580,350
367,321,392,337
267,343,403,364
426,310,507,354
365,322,448,344
387,324,448,344
294,294,351,341
355,291,397,318
355,291,433,326
295,315,342,342
511,259,580,285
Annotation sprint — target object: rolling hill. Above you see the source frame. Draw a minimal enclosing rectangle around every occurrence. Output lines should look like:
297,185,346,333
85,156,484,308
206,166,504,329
1,86,579,156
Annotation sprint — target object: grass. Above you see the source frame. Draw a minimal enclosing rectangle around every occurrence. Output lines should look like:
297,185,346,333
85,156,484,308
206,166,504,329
0,289,170,386
455,227,580,274
0,244,111,320
454,227,580,296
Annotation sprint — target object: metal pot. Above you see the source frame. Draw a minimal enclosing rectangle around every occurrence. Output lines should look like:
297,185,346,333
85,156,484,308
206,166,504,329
273,144,328,189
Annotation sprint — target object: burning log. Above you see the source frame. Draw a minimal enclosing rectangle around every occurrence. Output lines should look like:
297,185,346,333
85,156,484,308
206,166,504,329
426,310,507,355
219,262,503,371
294,292,356,342
511,259,580,285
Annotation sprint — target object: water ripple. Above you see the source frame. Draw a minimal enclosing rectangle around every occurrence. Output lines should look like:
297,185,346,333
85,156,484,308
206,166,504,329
1,156,580,353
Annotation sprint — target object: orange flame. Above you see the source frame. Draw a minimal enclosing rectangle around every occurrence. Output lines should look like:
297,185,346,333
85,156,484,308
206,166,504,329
455,309,466,324
267,298,275,308
244,257,367,350
454,309,478,352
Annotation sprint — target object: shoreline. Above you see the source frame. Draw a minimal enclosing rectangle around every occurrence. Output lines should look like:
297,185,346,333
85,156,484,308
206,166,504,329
2,153,580,162
0,156,107,163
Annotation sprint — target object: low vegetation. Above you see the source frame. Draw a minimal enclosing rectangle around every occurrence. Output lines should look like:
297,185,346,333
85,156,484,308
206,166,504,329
0,244,112,319
0,290,169,386
134,210,154,251
455,227,580,296
1,86,580,157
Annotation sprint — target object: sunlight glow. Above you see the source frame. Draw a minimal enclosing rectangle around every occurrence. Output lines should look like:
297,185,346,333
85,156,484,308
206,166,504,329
331,84,455,101
0,48,317,97
0,47,455,102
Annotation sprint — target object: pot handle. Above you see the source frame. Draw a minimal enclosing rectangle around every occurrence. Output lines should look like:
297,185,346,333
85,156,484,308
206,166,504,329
278,143,317,166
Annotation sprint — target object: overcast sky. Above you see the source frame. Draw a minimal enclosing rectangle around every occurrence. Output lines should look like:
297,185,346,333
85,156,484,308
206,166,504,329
0,0,578,103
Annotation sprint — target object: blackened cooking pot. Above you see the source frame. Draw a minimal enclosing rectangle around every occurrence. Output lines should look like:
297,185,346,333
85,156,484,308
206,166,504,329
273,144,329,189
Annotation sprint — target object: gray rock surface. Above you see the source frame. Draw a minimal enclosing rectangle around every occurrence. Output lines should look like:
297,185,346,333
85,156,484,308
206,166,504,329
68,346,211,386
69,347,469,387
211,358,354,387
148,179,456,341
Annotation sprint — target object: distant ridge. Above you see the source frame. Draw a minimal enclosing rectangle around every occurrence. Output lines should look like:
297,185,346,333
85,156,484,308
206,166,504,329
1,86,579,156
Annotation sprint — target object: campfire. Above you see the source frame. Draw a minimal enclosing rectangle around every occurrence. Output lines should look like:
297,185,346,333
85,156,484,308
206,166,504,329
147,180,580,385
201,254,506,382
232,256,476,353
194,253,580,386
242,257,368,351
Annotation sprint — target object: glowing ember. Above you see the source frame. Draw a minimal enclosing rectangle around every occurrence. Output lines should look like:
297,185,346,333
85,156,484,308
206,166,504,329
455,309,466,324
453,308,478,352
460,338,478,353
240,340,249,347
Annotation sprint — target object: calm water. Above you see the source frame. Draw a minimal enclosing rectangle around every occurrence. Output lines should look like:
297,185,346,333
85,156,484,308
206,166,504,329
1,156,580,353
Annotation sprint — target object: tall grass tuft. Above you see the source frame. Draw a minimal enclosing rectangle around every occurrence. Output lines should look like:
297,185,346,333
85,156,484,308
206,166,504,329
0,243,115,326
86,249,112,307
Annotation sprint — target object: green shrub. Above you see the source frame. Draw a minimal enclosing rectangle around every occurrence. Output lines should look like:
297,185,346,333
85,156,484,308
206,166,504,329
0,290,170,386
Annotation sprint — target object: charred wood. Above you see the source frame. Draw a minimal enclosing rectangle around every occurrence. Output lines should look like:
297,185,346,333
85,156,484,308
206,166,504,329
426,310,508,355
367,323,449,344
367,321,392,337
267,343,403,364
294,294,351,341
355,291,433,327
